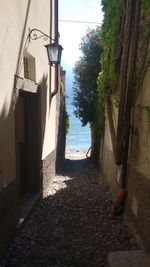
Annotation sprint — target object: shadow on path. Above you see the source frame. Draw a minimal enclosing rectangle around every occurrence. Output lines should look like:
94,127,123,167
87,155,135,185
0,155,137,267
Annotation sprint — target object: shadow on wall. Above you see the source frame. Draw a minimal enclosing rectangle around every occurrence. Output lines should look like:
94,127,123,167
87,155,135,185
0,1,32,254
40,73,59,194
0,0,31,112
15,0,31,77
0,0,31,125
39,74,48,156
0,0,50,253
56,91,66,172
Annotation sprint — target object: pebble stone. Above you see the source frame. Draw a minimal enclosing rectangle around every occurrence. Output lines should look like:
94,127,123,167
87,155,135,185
0,152,138,267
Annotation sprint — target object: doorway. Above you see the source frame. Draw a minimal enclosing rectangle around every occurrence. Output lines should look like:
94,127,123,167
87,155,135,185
15,89,41,223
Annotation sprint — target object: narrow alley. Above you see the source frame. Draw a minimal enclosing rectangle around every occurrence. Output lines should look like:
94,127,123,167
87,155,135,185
0,152,137,267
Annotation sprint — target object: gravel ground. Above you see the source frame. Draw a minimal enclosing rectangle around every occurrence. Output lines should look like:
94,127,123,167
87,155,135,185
0,152,138,267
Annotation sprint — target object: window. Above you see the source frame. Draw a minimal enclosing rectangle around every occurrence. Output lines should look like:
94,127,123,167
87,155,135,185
23,53,36,82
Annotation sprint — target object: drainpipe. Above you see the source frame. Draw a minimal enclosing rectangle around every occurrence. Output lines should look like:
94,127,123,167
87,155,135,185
51,0,59,99
50,0,52,39
121,0,141,190
109,0,141,219
49,0,52,100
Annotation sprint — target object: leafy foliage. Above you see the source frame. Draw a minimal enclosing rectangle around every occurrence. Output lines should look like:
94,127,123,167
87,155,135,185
133,0,150,103
60,82,70,134
96,0,122,136
66,112,70,134
97,0,150,165
98,0,122,96
73,27,102,126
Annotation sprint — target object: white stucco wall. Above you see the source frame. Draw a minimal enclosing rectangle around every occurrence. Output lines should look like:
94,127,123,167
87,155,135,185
0,0,57,188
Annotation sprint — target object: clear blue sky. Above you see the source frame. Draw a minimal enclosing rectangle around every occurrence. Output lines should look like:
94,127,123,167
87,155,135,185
59,0,103,68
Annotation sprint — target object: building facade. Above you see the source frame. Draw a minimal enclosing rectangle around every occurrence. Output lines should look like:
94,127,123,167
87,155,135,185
0,0,62,253
99,2,150,251
100,52,150,250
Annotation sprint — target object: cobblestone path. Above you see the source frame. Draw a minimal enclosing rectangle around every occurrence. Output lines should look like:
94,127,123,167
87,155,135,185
0,152,137,267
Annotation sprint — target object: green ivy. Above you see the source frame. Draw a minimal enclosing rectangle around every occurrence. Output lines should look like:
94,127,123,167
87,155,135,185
66,112,70,134
60,82,70,134
97,0,122,134
97,0,150,136
133,0,150,103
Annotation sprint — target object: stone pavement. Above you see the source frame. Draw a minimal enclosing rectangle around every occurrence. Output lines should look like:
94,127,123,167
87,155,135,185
0,152,138,267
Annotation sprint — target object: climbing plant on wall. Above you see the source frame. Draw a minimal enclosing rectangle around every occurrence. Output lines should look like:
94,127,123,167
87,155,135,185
97,0,122,138
133,0,150,103
97,0,150,173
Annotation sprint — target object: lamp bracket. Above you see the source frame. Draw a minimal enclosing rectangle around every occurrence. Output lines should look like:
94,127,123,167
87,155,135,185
29,28,55,42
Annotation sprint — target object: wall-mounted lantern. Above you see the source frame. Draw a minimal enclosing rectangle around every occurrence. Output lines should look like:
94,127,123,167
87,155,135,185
28,28,63,65
45,43,63,65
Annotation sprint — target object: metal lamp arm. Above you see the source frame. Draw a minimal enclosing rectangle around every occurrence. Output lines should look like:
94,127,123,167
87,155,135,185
28,28,55,42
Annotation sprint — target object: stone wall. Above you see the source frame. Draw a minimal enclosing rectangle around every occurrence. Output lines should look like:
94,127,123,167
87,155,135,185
42,149,56,197
100,145,120,198
99,66,150,249
125,166,150,250
99,113,120,197
0,181,19,255
100,111,150,249
124,65,150,250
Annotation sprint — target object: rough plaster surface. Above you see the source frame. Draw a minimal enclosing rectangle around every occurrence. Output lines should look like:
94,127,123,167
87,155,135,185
100,145,119,196
125,166,150,250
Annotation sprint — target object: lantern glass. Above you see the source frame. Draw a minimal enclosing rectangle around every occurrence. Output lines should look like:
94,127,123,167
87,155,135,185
45,43,63,65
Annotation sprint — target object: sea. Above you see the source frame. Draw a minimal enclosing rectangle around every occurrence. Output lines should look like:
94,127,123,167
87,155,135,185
65,65,91,152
